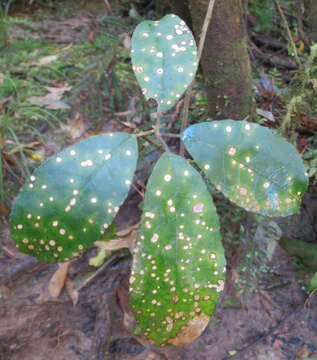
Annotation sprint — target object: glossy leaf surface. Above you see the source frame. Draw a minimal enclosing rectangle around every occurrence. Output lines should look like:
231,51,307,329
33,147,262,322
183,120,308,217
130,153,226,347
131,14,198,112
10,133,138,262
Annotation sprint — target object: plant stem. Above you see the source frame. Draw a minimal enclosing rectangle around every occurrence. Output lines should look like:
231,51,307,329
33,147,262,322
156,133,170,153
143,135,164,151
179,0,216,156
161,133,180,138
0,6,7,49
155,103,170,152
136,129,155,137
104,0,114,15
273,0,302,68
156,102,161,136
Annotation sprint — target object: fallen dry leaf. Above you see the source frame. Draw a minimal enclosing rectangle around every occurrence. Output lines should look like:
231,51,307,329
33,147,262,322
36,55,59,66
95,232,137,254
256,108,275,122
117,278,138,333
10,141,41,155
2,151,17,166
0,97,11,112
0,201,10,216
64,112,86,139
44,86,72,97
94,237,135,252
27,86,71,110
123,35,131,50
48,262,70,298
116,223,139,237
93,223,138,254
65,278,79,305
117,278,130,315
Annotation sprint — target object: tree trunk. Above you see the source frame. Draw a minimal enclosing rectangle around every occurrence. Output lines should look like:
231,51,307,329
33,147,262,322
187,0,253,119
305,0,317,43
167,0,192,29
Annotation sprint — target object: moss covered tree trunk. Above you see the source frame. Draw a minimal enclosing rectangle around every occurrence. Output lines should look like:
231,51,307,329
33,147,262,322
305,0,317,43
187,0,253,119
168,0,192,29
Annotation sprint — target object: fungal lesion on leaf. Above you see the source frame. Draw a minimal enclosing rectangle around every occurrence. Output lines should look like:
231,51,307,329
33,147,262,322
168,314,210,346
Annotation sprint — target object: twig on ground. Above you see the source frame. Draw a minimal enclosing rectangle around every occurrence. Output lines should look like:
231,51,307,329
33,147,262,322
77,253,125,292
248,38,297,70
304,288,317,308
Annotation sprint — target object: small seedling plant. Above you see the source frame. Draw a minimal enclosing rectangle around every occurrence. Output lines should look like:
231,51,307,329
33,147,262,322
10,14,308,347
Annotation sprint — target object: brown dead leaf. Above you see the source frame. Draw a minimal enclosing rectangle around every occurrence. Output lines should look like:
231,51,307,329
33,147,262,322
94,237,135,252
117,278,130,314
10,141,41,155
295,345,311,359
95,233,137,254
0,201,10,216
36,55,59,66
168,315,210,346
2,151,17,166
116,223,139,237
144,353,164,360
48,262,70,298
64,112,86,139
27,86,71,110
44,86,72,97
256,108,275,122
117,278,138,334
123,35,131,50
94,223,138,254
0,97,11,112
65,278,79,305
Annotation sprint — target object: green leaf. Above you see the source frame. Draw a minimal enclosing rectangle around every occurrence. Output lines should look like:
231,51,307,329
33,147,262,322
10,133,138,263
130,153,226,347
182,120,308,217
131,14,198,113
309,272,317,291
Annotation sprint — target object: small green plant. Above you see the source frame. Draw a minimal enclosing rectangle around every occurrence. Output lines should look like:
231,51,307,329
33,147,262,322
9,14,308,347
0,0,14,48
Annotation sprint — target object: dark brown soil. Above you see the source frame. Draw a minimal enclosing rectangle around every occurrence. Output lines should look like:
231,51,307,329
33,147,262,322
1,191,317,360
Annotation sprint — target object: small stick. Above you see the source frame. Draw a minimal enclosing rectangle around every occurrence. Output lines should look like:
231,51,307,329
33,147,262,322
104,0,114,16
143,134,164,151
167,98,184,129
304,288,317,308
179,0,216,156
273,0,302,68
77,254,122,292
130,182,144,198
161,133,181,138
156,133,170,153
136,129,155,137
155,102,162,137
